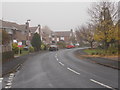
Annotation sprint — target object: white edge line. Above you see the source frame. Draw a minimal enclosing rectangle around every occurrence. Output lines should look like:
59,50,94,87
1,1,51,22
67,67,80,75
5,86,11,88
10,73,14,76
7,80,12,83
8,77,13,80
0,78,3,80
59,62,64,66
90,79,114,89
6,82,12,86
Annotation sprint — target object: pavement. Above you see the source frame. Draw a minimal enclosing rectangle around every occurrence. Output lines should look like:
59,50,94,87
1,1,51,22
74,49,120,70
1,48,119,89
2,51,46,76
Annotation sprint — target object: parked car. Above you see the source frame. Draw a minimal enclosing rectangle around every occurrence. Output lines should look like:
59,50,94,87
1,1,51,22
23,46,29,51
49,45,59,51
66,45,75,49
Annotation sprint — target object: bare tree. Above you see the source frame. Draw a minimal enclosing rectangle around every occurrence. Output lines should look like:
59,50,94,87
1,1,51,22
75,24,95,49
88,2,118,25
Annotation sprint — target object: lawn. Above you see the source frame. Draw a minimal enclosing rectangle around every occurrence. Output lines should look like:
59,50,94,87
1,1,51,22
14,50,29,57
84,48,118,56
84,49,101,55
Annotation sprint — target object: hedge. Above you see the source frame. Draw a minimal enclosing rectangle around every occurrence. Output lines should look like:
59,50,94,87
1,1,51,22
2,51,14,63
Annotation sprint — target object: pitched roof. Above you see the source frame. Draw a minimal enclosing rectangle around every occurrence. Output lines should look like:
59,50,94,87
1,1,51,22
54,31,71,37
29,27,38,33
0,20,27,31
30,26,53,34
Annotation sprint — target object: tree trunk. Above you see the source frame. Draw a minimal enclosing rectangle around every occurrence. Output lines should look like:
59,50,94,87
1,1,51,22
90,42,93,49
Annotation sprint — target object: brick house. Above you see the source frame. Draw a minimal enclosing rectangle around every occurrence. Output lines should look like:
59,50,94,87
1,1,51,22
51,29,75,45
0,20,28,46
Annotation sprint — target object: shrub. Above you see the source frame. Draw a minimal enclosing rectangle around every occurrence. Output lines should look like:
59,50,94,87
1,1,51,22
29,46,34,52
12,43,19,54
41,44,45,50
91,52,95,55
107,46,118,55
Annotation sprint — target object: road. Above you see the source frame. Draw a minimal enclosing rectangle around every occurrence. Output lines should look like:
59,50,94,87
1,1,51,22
3,48,118,89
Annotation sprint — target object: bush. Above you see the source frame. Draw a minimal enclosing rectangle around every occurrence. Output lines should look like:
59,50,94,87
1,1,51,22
57,41,66,48
29,46,34,52
2,51,14,63
91,52,95,55
41,44,45,50
107,46,118,55
12,43,19,54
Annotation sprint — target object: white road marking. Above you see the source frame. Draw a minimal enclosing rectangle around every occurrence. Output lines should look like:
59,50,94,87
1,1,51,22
0,78,3,83
6,82,12,86
5,86,11,88
10,73,15,77
55,55,57,58
7,80,12,83
0,78,3,80
67,67,80,75
10,73,14,76
56,58,58,61
8,77,13,80
59,62,64,66
90,79,115,90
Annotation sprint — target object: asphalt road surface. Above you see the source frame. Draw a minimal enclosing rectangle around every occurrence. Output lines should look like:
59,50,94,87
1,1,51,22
4,48,118,89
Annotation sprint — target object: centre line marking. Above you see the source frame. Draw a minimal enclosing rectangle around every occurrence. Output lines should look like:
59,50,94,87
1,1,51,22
67,67,80,75
55,55,57,58
59,62,64,66
56,58,58,61
90,79,115,90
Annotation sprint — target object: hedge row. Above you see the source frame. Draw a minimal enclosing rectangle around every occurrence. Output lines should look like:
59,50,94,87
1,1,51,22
2,51,14,63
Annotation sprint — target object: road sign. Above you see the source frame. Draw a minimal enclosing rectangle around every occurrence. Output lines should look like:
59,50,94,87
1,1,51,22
18,42,22,45
18,42,22,47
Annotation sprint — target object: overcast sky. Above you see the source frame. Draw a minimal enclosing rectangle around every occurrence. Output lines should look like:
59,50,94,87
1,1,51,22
2,2,92,31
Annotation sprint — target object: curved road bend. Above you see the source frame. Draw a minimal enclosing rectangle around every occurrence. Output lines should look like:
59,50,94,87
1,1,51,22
10,48,118,88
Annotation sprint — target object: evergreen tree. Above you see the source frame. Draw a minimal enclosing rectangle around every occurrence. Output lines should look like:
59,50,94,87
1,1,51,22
31,33,41,51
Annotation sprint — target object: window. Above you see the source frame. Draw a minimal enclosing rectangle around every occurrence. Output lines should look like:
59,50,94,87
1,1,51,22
52,38,55,41
57,38,59,41
60,37,64,40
